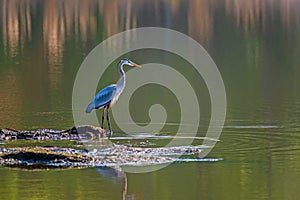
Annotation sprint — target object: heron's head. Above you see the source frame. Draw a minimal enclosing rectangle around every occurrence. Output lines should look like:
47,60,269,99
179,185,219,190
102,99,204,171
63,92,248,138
119,58,141,68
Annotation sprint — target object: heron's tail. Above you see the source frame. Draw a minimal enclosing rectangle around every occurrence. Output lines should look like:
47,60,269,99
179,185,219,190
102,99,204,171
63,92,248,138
85,102,95,113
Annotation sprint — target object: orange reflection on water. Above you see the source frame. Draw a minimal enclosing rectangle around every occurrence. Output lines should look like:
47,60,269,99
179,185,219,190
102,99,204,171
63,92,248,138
225,0,262,32
43,0,65,65
188,0,213,46
2,0,19,58
1,0,300,61
224,0,300,32
43,0,65,89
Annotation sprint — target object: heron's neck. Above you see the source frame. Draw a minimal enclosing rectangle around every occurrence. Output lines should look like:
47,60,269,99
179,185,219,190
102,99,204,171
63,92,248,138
117,63,126,90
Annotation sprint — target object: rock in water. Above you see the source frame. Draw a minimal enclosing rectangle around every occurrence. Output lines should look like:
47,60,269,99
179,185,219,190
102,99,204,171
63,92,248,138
0,125,106,141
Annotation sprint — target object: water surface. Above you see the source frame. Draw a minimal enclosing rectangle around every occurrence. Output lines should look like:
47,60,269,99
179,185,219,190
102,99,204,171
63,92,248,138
1,0,300,199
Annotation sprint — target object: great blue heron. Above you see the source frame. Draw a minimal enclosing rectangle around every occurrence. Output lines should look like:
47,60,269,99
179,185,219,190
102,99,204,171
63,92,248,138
85,59,141,135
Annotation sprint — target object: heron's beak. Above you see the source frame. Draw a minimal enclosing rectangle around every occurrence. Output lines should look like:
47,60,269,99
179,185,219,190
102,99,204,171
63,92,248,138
131,61,142,68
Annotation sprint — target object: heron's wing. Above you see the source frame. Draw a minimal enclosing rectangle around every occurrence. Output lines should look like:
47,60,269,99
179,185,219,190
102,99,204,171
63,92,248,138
86,84,117,113
94,84,117,108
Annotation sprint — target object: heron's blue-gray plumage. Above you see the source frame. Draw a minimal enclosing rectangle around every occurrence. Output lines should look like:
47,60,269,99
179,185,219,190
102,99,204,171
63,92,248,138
85,84,117,113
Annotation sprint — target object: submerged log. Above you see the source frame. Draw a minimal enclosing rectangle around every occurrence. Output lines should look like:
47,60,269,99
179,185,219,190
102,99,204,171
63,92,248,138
0,125,108,169
0,145,176,169
0,125,106,141
0,126,110,169
0,144,202,169
0,146,94,169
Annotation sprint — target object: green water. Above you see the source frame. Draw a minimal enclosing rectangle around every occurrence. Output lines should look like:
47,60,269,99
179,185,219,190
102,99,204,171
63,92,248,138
1,0,300,199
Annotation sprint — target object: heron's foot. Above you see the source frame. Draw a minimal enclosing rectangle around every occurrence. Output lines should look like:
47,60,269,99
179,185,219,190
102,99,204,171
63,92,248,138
105,130,113,138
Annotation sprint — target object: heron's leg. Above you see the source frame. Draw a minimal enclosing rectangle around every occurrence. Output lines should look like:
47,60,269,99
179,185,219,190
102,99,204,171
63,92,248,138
101,107,105,129
106,108,112,136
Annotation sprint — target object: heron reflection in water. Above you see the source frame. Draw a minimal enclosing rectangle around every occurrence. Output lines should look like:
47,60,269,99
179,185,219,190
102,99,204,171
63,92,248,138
86,59,141,136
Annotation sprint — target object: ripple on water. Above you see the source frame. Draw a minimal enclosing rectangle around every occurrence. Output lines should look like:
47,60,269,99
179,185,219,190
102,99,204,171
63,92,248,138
78,133,223,167
109,133,220,148
216,125,300,159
